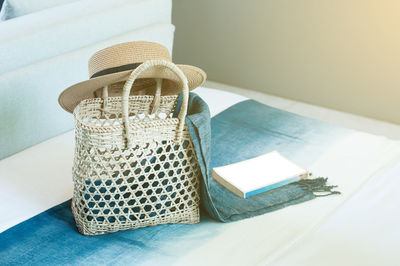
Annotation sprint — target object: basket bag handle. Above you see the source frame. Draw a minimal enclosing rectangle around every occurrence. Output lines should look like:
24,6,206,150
122,60,189,148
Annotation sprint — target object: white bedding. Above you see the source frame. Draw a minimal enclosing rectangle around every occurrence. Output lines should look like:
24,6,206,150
271,161,400,266
1,87,400,265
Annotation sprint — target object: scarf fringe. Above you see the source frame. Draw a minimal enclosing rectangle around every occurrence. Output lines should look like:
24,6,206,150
295,176,341,197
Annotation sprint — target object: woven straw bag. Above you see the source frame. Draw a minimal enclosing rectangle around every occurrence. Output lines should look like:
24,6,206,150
71,60,201,235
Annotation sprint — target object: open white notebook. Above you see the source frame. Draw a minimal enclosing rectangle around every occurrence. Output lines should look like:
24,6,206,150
212,151,309,198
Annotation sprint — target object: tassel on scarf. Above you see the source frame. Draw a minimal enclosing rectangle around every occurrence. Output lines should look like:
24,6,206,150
295,175,341,197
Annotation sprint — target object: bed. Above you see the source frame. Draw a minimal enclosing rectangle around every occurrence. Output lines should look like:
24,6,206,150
2,86,400,265
1,1,400,265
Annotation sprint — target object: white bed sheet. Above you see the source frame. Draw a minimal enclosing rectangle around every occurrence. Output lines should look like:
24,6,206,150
1,87,400,265
270,160,400,266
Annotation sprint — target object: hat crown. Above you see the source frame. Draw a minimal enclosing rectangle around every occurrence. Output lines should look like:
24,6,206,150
88,41,172,78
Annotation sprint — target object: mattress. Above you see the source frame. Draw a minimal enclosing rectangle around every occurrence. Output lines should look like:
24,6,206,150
1,87,400,265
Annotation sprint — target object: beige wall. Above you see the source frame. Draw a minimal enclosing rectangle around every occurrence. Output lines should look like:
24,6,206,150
172,0,400,124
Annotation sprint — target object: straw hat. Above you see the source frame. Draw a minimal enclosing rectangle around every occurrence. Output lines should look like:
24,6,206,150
58,41,206,113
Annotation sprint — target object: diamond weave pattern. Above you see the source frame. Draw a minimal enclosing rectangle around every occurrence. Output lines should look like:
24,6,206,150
72,95,201,235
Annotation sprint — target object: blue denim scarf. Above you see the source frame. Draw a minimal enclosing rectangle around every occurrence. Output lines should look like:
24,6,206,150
176,93,341,222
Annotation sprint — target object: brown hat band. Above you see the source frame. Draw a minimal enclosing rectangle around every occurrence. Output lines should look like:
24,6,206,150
90,62,143,79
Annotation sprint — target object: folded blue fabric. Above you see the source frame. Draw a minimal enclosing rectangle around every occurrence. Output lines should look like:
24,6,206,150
176,93,344,222
0,95,351,265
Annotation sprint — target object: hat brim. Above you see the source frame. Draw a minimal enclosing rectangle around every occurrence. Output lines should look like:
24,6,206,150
58,64,206,113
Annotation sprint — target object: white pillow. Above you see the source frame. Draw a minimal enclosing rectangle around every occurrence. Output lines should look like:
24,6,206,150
0,0,172,75
0,0,79,20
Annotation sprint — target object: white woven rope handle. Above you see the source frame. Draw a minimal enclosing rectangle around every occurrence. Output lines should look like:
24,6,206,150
150,78,162,114
122,60,189,148
102,85,109,114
